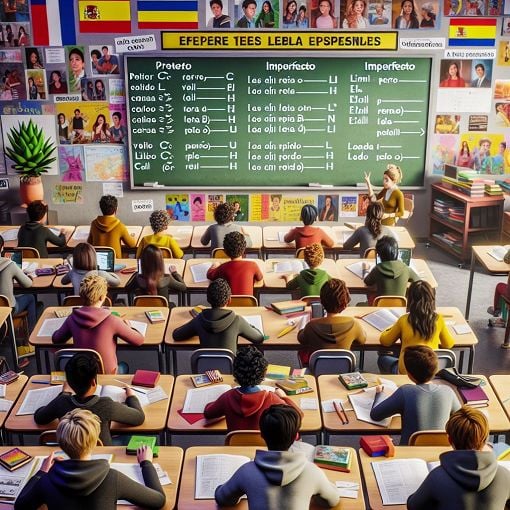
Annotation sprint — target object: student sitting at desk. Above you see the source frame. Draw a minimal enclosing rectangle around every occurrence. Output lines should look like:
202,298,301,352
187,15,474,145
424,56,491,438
34,353,145,445
342,202,396,257
377,280,455,374
200,202,252,250
136,209,183,259
297,279,366,365
204,346,302,431
88,195,136,258
17,200,67,258
0,235,36,331
172,278,264,352
207,231,262,296
370,345,460,445
52,275,144,374
407,405,510,509
282,243,330,298
215,404,339,510
15,409,165,510
283,204,334,249
62,242,120,294
363,236,420,305
135,244,186,305
487,248,510,326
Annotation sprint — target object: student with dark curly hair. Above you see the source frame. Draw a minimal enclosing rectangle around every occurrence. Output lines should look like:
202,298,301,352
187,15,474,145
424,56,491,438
206,231,263,296
282,243,331,297
297,279,366,365
88,195,136,258
172,279,264,352
17,200,66,258
136,210,183,258
200,202,252,250
283,204,334,249
204,346,303,431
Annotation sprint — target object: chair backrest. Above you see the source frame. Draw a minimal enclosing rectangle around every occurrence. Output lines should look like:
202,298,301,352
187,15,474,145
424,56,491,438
295,248,306,259
17,247,40,258
300,295,321,305
374,296,407,307
225,430,266,446
364,248,376,259
133,295,169,307
54,348,105,373
0,295,9,307
402,195,415,220
39,430,104,446
159,247,173,258
308,349,356,376
229,295,258,307
408,430,450,447
435,349,457,370
212,248,228,259
62,295,113,307
190,348,235,374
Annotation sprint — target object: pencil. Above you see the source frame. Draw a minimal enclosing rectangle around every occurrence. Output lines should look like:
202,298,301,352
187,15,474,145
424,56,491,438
339,401,350,424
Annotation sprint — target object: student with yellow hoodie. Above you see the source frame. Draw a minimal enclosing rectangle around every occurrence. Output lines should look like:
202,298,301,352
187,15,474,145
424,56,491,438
88,195,136,258
136,210,183,259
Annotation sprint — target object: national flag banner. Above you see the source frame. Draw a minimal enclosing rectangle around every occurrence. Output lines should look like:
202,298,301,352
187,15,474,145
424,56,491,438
449,18,497,47
79,0,132,33
137,1,198,29
31,0,76,46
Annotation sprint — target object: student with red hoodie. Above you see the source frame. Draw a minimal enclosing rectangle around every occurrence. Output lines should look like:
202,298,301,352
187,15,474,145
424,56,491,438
283,204,334,249
88,195,136,258
52,274,144,374
204,346,303,432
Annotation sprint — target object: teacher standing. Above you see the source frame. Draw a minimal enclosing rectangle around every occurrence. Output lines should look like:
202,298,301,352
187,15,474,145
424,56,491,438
364,164,405,226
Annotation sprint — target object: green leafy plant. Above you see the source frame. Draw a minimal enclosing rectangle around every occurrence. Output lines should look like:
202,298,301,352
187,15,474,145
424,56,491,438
5,120,56,181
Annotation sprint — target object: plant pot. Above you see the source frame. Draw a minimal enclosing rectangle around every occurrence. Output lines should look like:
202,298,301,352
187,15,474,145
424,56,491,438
19,176,44,206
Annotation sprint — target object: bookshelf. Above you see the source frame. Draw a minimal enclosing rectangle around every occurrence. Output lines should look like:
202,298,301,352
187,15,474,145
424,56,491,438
429,183,504,262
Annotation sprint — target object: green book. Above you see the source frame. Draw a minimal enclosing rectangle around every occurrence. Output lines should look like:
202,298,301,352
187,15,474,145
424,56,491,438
126,435,159,456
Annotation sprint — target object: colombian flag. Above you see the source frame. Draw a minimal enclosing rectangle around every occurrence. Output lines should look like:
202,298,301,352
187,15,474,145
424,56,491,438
137,1,198,29
79,0,131,33
448,18,497,47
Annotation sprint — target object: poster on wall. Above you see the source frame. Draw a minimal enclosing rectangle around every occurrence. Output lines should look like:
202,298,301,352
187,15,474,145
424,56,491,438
458,133,508,174
249,193,271,222
166,194,190,221
1,113,58,174
282,196,315,222
226,194,249,222
190,193,205,221
58,145,84,182
430,134,457,174
52,183,83,204
84,144,127,181
206,194,224,221
317,194,338,221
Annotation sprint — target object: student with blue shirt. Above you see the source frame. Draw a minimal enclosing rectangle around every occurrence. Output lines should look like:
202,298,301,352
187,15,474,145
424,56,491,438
237,0,257,27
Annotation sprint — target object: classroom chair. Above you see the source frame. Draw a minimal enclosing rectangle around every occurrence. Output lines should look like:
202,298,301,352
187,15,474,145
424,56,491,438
296,248,306,259
16,247,40,258
62,295,113,307
373,296,407,307
500,294,510,348
0,294,31,363
133,295,169,307
40,430,104,446
54,348,105,373
225,430,266,446
408,430,450,446
212,248,228,259
401,194,415,222
229,295,258,307
190,348,235,374
307,349,356,376
364,248,376,259
435,349,457,369
159,247,173,258
300,295,321,305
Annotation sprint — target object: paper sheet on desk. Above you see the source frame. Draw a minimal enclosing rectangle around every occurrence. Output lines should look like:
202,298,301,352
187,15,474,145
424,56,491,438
72,230,89,241
128,320,147,337
243,315,264,335
190,262,213,283
114,463,171,504
37,317,67,336
1,228,18,241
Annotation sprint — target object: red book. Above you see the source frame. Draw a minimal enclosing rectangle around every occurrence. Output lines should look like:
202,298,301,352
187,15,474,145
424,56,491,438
131,370,160,388
360,435,394,457
458,386,489,408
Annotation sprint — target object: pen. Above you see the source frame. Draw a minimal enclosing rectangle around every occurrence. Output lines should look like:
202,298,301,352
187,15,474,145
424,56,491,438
333,401,348,425
339,401,350,424
276,324,297,338
113,379,147,394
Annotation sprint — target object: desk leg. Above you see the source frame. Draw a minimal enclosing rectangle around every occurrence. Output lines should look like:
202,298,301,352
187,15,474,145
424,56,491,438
6,314,20,371
468,347,475,373
465,251,476,320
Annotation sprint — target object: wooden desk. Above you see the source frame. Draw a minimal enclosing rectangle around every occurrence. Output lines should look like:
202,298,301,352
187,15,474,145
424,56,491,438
0,225,75,249
29,306,169,372
139,225,193,250
263,225,335,257
340,306,478,372
0,374,27,429
4,374,174,443
360,446,450,510
67,225,143,251
191,225,263,256
167,375,321,436
335,258,437,292
15,258,63,290
331,224,416,251
489,374,510,422
465,245,510,322
0,446,183,510
317,374,509,439
178,446,364,510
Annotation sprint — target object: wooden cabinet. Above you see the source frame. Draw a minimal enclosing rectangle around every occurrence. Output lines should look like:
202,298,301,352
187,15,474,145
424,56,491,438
502,212,510,244
429,183,504,261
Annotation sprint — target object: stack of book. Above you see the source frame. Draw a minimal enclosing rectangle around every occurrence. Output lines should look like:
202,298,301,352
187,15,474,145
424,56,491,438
458,386,489,408
433,199,465,224
496,179,510,193
442,175,485,197
313,446,352,472
485,183,503,196
431,232,463,253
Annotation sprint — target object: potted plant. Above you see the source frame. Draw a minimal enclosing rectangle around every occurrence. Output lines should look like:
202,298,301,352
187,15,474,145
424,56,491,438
5,119,56,206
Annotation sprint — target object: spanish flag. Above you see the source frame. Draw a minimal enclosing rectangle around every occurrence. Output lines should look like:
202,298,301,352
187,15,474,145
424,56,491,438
137,0,198,29
79,0,131,33
449,18,497,47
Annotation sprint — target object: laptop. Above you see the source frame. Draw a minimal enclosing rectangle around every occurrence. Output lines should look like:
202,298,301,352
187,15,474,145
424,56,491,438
376,248,412,266
4,250,22,269
96,249,115,272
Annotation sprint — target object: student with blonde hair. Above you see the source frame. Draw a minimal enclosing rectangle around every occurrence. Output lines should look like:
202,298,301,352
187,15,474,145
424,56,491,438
15,409,165,509
407,406,510,509
52,274,144,374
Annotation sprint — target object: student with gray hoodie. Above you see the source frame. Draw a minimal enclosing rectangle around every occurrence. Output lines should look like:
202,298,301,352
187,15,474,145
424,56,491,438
407,405,510,509
215,404,339,510
0,235,35,329
172,278,263,353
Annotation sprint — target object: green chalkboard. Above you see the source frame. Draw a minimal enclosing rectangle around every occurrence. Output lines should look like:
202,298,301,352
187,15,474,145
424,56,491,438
126,56,431,188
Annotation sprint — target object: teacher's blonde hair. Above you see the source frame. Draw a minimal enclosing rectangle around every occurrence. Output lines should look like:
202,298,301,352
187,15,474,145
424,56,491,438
384,164,402,184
